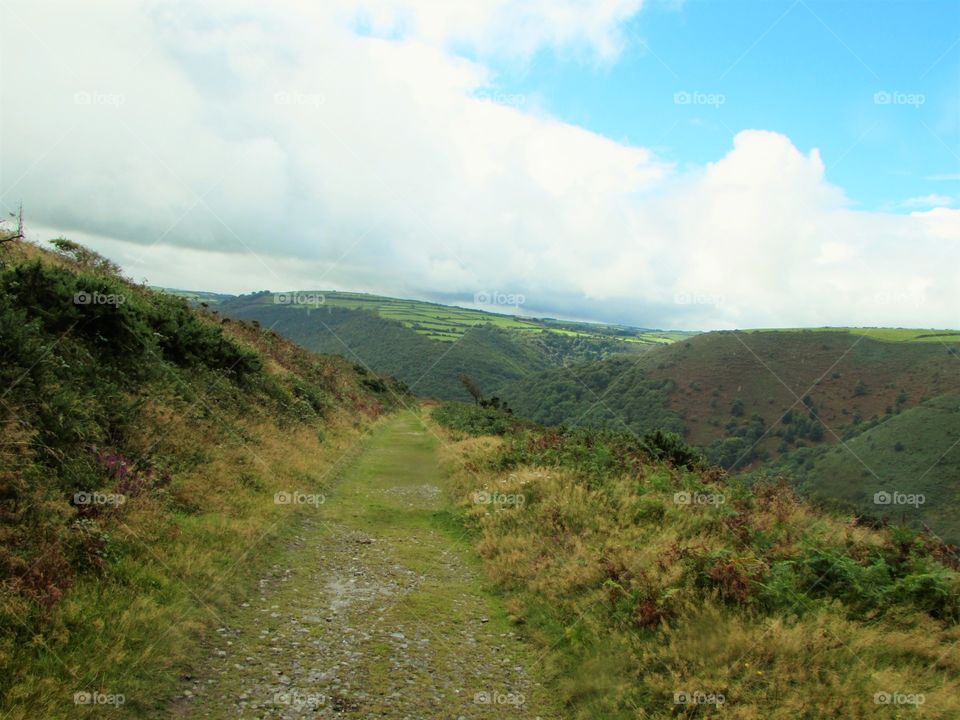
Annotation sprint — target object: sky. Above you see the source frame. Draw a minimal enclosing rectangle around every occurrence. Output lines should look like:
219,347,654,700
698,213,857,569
0,0,958,330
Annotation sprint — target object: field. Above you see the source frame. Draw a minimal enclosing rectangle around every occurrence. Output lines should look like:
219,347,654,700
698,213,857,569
744,326,960,344
215,289,689,345
152,287,235,306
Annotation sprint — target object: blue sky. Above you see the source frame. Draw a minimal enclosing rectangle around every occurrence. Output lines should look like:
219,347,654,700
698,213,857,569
490,0,959,211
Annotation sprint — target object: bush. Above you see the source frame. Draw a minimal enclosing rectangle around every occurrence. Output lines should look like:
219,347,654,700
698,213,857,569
432,402,518,435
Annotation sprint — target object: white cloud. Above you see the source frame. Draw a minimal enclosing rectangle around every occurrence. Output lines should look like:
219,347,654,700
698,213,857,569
1,0,958,331
899,193,955,209
340,0,645,59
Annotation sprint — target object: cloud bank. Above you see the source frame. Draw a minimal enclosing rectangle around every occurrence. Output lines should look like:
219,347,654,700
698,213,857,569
1,0,957,330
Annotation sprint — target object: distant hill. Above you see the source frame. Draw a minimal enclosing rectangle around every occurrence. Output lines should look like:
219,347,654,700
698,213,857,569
203,289,692,400
152,287,235,306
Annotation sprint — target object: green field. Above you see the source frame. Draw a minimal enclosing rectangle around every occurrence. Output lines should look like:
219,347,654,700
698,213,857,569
233,289,689,345
743,326,960,343
152,287,235,306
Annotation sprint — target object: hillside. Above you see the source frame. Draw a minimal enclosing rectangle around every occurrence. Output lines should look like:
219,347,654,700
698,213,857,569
497,329,960,544
431,403,960,719
768,394,960,543
501,329,960,465
210,290,689,400
0,239,407,717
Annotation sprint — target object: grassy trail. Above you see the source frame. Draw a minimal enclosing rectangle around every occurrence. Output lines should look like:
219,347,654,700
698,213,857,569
170,409,556,719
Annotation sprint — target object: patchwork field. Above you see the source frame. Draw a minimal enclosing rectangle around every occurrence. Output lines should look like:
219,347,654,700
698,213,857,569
209,289,689,345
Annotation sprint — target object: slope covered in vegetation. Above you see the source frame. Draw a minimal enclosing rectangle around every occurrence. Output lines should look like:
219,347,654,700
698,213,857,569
0,239,407,718
214,290,674,400
432,402,960,719
501,330,960,464
769,394,960,543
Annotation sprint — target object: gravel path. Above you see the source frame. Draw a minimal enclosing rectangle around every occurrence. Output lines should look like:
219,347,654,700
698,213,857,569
173,412,557,719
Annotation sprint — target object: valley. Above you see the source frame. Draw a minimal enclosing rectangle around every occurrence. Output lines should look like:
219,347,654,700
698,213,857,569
6,4,959,717
2,239,958,718
197,286,960,541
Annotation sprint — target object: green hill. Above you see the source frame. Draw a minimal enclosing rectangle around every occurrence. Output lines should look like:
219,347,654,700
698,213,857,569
500,329,960,465
768,394,960,543
496,329,960,542
210,290,689,400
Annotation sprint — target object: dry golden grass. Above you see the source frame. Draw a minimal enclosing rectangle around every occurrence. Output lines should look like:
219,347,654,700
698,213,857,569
430,416,960,719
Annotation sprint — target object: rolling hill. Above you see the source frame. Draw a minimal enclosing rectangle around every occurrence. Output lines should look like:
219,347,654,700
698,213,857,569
501,329,960,464
202,290,691,400
170,285,960,543
498,329,960,541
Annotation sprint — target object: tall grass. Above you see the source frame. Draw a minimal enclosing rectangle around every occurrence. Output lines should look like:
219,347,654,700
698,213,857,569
433,403,960,719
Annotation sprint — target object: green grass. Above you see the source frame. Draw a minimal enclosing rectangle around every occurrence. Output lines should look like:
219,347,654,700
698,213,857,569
0,239,407,719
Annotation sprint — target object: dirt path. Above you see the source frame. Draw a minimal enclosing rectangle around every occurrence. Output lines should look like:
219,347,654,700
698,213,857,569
175,410,556,719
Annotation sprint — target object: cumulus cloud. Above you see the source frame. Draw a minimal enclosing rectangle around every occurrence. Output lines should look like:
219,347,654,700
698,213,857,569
1,0,957,330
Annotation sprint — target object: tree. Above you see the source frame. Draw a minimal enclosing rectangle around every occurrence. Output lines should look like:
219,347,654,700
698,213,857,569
458,373,483,404
730,398,745,417
854,379,867,397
